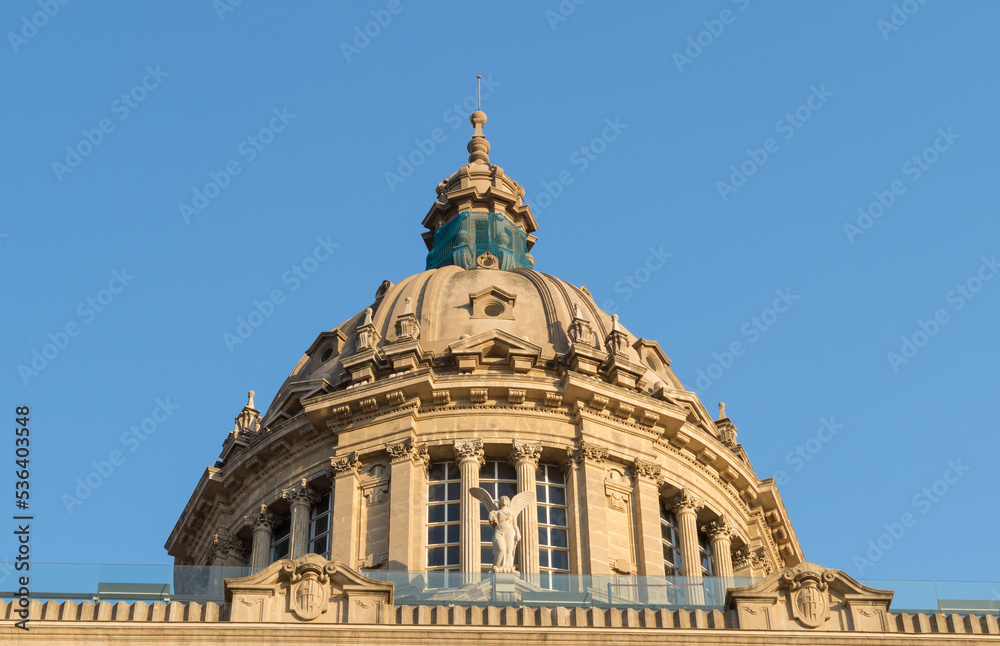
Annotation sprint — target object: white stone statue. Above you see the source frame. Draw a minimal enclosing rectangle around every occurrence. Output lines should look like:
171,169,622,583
469,488,534,573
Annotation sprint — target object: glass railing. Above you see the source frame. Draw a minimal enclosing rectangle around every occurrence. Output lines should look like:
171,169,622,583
2,564,999,615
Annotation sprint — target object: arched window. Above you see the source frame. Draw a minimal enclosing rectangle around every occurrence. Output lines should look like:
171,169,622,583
426,462,461,584
536,464,569,589
660,507,682,576
479,460,518,570
308,492,332,558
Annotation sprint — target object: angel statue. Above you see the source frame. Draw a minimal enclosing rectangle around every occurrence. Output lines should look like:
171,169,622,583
469,488,535,573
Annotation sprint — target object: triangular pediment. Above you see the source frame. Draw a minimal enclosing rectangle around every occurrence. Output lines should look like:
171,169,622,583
447,328,542,357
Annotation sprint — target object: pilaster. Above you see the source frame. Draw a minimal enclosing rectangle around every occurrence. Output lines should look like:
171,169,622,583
509,440,542,576
387,439,429,571
328,453,361,565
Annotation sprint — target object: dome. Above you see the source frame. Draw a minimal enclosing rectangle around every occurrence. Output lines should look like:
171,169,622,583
265,266,685,426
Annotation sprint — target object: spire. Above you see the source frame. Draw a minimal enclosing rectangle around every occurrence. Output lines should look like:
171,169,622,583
467,110,490,164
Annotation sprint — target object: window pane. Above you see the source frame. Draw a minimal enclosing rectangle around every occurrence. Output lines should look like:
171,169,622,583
547,468,565,485
537,506,547,524
550,528,568,548
481,523,492,542
428,483,446,502
498,482,517,498
548,486,566,506
447,524,460,544
539,551,549,568
427,463,446,482
481,546,493,565
427,547,445,567
550,550,569,571
428,525,445,545
446,545,459,565
536,483,546,502
447,482,460,500
428,504,445,524
496,462,517,480
447,503,460,522
311,536,328,557
549,507,567,527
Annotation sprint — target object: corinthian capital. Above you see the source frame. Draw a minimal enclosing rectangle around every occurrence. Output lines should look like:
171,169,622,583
244,503,276,532
630,458,663,483
509,440,543,468
702,514,736,541
669,489,705,515
330,452,361,477
574,440,609,465
282,479,319,507
454,439,485,467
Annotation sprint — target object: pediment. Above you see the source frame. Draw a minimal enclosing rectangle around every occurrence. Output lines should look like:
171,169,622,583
448,329,542,373
226,554,393,623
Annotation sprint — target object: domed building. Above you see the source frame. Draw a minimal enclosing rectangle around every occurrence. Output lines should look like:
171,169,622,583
8,110,998,644
164,109,804,592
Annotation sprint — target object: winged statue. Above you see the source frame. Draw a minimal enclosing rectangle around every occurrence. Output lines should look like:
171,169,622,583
468,488,535,573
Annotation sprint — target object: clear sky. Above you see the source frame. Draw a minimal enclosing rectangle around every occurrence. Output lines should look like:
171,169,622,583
2,1,998,586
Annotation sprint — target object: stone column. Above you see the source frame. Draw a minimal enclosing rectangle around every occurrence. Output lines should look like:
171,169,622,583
328,453,361,565
703,515,736,604
575,441,611,576
282,479,319,559
509,440,542,577
244,504,276,570
455,439,485,581
671,489,705,605
206,532,245,596
630,460,666,581
387,439,429,571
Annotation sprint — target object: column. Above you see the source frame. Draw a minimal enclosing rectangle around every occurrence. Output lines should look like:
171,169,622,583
509,440,542,577
670,489,705,605
575,441,611,575
455,439,484,581
244,504,276,570
328,453,361,565
703,515,736,603
206,532,245,596
282,479,319,559
387,439,429,571
631,460,666,581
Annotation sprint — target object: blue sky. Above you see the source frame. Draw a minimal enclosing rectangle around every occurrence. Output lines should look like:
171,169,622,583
2,1,998,586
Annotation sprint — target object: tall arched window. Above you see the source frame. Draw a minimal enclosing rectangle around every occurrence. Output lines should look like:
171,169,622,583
537,464,569,589
479,460,518,570
426,461,460,585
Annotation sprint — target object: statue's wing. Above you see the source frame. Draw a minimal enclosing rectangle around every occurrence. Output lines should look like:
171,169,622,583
508,491,536,518
469,487,498,513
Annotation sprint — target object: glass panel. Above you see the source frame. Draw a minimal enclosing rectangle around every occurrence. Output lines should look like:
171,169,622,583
427,547,445,567
447,524,460,544
537,506,547,524
447,503,460,522
550,550,569,571
311,536,328,556
538,527,547,545
481,523,492,542
536,483,546,501
549,507,567,527
428,525,445,544
446,545,459,565
481,546,492,565
428,484,446,502
427,504,445,524
547,468,565,485
550,528,568,548
539,551,549,568
498,482,517,498
496,462,517,480
549,487,566,506
447,482,460,500
427,463,446,481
